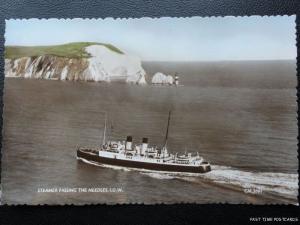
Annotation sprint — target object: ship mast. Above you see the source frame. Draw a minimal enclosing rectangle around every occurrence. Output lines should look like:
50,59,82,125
163,111,171,150
102,112,107,146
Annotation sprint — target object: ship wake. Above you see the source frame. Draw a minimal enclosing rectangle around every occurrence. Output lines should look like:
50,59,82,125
141,165,298,201
78,157,298,201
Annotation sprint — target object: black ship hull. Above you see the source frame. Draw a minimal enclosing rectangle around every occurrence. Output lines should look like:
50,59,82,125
77,149,211,173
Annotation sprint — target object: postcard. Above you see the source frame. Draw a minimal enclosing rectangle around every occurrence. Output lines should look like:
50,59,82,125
1,16,298,205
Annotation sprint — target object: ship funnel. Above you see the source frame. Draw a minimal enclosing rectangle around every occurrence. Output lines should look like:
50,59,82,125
142,138,148,154
126,136,132,150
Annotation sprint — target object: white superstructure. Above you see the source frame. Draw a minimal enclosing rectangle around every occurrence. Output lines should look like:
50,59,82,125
95,139,204,166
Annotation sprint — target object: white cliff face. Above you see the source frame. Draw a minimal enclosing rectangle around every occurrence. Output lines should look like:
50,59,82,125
83,45,147,84
5,44,147,84
5,55,88,81
5,59,14,77
151,72,174,85
5,58,32,78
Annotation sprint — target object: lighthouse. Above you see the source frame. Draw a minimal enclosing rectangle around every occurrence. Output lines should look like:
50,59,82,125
174,73,179,86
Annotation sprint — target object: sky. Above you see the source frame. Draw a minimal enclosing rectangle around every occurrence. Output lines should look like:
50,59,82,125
5,16,296,61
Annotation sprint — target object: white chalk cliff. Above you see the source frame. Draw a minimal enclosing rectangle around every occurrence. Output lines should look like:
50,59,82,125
151,72,174,85
83,45,146,84
5,44,147,84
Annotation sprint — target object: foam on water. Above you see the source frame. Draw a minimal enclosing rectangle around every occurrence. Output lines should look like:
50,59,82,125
140,172,175,180
77,157,131,172
143,165,298,199
78,158,298,201
78,157,298,200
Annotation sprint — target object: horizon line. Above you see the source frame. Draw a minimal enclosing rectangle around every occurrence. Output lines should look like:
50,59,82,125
4,43,296,62
142,59,296,62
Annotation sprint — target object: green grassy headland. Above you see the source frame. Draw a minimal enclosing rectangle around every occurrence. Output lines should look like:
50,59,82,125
5,42,124,59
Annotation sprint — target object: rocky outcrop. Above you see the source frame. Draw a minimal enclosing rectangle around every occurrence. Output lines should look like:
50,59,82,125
151,72,174,85
5,56,89,81
5,44,147,84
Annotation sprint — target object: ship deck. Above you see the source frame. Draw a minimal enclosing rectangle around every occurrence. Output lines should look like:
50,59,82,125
77,148,211,173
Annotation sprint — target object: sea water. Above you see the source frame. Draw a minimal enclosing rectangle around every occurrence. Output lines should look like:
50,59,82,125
1,60,298,204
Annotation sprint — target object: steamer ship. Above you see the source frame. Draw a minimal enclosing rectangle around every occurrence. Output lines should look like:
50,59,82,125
76,111,211,173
